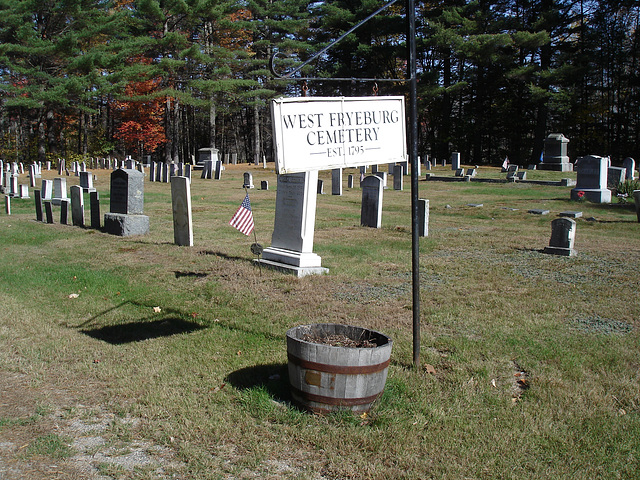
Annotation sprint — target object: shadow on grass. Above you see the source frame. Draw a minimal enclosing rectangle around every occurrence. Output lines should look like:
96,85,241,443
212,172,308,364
82,317,206,344
225,363,292,404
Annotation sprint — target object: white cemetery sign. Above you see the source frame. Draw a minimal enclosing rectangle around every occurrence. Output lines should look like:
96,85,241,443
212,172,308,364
271,96,406,174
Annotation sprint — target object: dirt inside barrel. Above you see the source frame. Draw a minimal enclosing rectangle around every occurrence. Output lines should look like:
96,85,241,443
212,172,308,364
300,333,378,348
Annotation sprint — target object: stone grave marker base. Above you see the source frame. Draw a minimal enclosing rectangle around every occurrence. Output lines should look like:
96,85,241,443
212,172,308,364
103,213,149,236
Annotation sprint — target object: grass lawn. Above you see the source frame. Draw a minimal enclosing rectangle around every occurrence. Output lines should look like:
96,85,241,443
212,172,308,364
0,163,638,479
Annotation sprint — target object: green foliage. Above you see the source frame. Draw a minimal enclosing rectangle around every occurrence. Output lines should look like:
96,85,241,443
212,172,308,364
615,179,640,203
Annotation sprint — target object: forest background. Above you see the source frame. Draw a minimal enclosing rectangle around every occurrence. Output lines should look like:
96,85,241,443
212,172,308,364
0,0,638,168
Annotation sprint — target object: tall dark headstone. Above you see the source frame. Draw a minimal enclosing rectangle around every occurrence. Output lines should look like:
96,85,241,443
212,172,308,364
103,169,149,236
361,175,384,228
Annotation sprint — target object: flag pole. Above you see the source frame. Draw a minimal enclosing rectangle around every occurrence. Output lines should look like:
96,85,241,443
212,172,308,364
245,186,263,275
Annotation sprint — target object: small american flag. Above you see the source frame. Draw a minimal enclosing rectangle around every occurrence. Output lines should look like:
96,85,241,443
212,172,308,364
229,193,254,235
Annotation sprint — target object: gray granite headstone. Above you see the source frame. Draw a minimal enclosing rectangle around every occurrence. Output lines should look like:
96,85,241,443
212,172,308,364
41,179,53,200
374,171,388,188
260,180,268,190
79,171,96,193
214,160,222,180
90,191,100,229
361,175,384,228
44,201,54,224
451,152,461,171
317,179,324,194
52,178,68,206
544,217,577,256
5,195,10,215
607,166,626,190
149,162,156,182
70,185,84,227
347,175,354,189
243,172,254,189
34,190,43,222
103,168,149,236
393,165,403,190
633,190,640,223
331,168,342,195
571,155,611,203
623,157,635,180
418,198,429,237
171,176,193,246
541,133,573,171
60,199,69,224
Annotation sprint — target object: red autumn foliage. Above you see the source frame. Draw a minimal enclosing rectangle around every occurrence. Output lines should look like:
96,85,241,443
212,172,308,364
113,77,166,156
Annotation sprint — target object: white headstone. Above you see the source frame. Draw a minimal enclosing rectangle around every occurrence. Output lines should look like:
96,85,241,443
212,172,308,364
259,171,327,276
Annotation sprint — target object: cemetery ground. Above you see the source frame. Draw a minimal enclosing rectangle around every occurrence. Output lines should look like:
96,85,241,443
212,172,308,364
1,164,639,480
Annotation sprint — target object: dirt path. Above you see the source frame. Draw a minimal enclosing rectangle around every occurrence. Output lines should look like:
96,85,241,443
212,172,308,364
0,372,185,480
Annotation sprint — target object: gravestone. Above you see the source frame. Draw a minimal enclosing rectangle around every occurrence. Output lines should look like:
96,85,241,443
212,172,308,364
231,153,237,165
5,195,10,215
451,152,461,171
9,175,18,197
70,185,84,227
571,155,611,203
607,166,626,189
162,162,170,182
44,201,54,224
374,171,388,188
466,168,477,177
633,190,640,222
34,190,43,222
214,160,222,180
455,168,465,177
317,179,324,194
184,164,192,183
516,171,527,180
90,191,100,229
243,172,255,189
155,162,162,182
258,171,328,277
171,176,193,247
201,160,213,179
418,199,429,237
331,168,342,195
60,199,69,224
79,171,96,193
29,165,37,187
623,157,635,180
371,165,379,174
197,147,219,170
361,175,384,228
149,162,156,182
540,133,573,171
52,178,68,206
103,169,149,236
18,184,29,199
41,179,53,200
393,165,403,190
261,180,269,190
425,160,432,170
543,217,577,256
348,174,354,189
400,160,409,175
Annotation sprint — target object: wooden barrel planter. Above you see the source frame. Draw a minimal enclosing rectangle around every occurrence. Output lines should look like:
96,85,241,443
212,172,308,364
286,323,393,414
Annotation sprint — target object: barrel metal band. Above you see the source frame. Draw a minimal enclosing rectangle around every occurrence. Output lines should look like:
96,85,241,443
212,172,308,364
287,352,390,375
290,386,382,407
